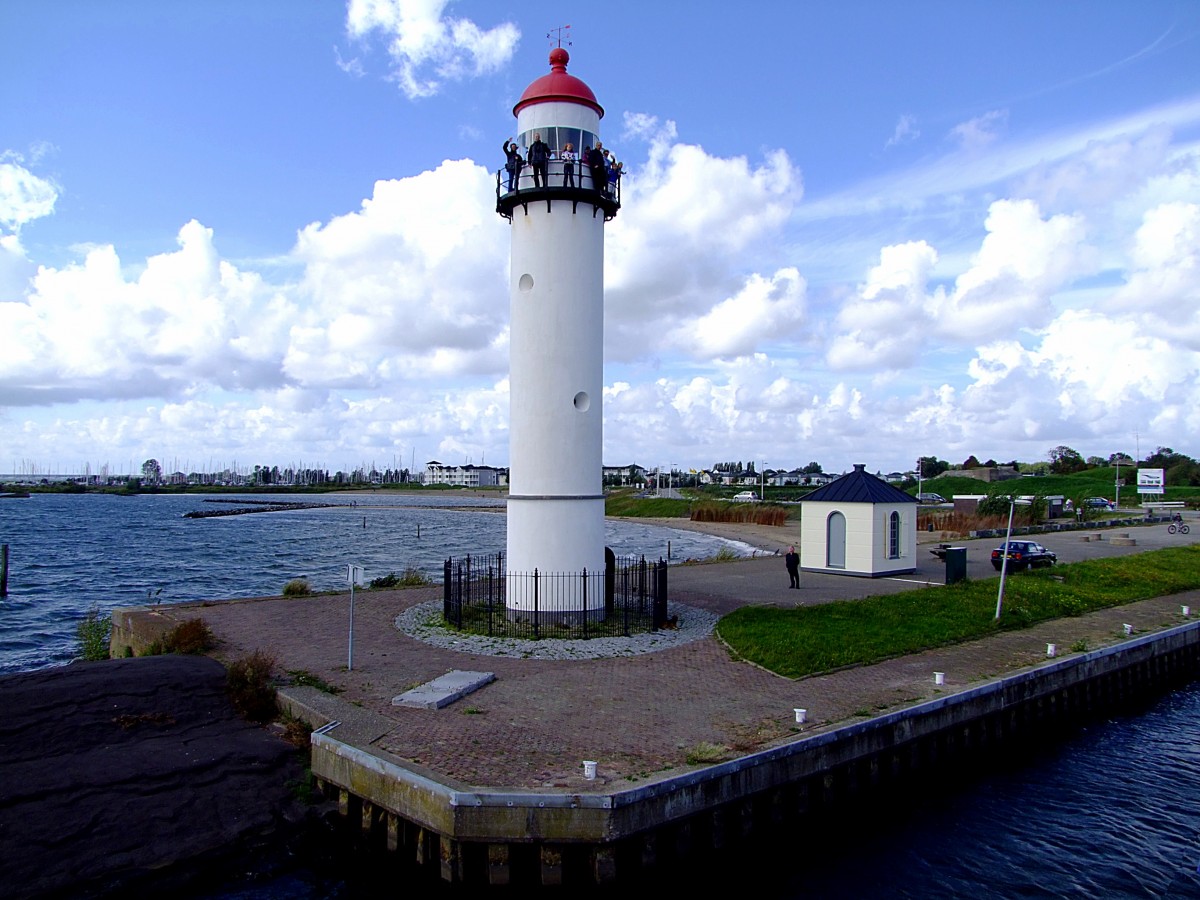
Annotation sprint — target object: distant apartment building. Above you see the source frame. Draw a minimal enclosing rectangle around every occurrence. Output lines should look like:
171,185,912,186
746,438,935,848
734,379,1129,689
602,464,646,485
423,461,504,488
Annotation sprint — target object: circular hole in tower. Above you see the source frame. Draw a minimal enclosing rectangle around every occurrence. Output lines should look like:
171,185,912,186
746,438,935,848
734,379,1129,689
518,273,534,292
573,391,590,412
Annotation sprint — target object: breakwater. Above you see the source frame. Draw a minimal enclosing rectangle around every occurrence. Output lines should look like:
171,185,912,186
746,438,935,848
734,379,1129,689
301,622,1200,886
182,499,347,518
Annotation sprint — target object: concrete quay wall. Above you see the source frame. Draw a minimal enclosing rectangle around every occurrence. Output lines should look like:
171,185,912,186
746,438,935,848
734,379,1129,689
307,622,1200,885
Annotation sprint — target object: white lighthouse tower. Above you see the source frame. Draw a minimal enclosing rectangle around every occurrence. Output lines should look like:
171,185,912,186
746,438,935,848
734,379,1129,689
497,48,620,620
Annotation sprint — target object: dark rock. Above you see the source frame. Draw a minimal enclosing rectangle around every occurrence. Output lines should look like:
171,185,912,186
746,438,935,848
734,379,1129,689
0,655,309,898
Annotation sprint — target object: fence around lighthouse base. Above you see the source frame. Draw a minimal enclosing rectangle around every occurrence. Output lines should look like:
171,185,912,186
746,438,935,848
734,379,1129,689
442,552,668,640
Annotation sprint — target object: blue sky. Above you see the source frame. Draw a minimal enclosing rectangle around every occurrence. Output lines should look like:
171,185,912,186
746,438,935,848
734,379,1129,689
3,1,1199,477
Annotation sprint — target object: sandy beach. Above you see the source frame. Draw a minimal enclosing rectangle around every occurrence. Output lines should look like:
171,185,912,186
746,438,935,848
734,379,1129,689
633,515,801,555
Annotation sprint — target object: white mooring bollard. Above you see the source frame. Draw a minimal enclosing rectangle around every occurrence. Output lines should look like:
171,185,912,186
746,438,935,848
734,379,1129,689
794,708,807,724
1047,643,1057,657
934,671,945,686
1183,605,1191,617
583,760,597,780
1123,623,1133,636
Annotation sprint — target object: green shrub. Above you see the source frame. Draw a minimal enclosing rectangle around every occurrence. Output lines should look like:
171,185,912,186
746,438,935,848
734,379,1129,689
76,605,111,661
282,578,312,597
162,617,216,653
226,650,278,722
369,567,430,589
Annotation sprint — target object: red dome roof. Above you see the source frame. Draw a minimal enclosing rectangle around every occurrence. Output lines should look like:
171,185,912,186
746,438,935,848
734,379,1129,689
513,48,604,118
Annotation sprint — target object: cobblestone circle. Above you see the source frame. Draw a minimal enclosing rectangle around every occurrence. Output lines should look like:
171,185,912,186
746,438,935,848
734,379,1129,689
395,600,718,660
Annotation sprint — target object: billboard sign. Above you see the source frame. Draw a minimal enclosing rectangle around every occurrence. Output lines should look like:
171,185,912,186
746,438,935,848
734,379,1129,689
1137,468,1165,494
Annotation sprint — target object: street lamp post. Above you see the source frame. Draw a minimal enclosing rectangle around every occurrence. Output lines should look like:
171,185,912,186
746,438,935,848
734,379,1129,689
994,497,1031,620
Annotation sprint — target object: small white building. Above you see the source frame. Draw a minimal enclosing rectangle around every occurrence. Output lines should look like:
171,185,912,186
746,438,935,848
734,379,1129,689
799,464,918,577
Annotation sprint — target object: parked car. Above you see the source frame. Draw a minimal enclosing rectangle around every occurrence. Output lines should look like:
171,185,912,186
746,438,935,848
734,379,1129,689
1084,497,1114,511
917,493,946,504
990,540,1057,571
730,491,759,502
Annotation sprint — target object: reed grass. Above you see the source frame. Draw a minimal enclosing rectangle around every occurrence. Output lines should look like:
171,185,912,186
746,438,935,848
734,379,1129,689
690,502,790,526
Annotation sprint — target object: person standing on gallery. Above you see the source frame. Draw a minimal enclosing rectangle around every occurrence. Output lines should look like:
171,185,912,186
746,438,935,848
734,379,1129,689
560,142,577,187
587,142,607,194
527,132,550,188
785,546,800,589
502,138,523,191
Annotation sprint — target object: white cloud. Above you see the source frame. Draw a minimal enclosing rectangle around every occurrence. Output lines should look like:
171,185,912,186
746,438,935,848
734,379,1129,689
885,114,919,149
0,155,58,232
345,0,519,99
826,198,1090,371
1110,201,1200,347
7,81,1200,475
1015,127,1174,214
287,158,509,385
936,199,1090,339
949,109,1008,152
0,221,294,405
827,240,941,371
605,119,803,359
674,268,807,360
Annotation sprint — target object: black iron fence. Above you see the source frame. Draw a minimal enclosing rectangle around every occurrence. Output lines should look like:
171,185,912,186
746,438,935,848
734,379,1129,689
442,552,668,640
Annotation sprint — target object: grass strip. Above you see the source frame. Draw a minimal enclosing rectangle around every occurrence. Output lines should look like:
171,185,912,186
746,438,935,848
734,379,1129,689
716,545,1200,679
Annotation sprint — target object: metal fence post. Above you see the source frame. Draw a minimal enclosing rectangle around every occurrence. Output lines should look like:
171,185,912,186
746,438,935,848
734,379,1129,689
487,566,494,636
533,568,539,639
581,567,588,639
653,558,667,630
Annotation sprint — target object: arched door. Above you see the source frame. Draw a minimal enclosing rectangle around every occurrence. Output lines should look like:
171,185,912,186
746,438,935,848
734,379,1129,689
827,511,846,568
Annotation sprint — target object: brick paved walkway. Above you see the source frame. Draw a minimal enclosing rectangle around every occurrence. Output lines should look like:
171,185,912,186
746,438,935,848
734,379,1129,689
153,525,1200,790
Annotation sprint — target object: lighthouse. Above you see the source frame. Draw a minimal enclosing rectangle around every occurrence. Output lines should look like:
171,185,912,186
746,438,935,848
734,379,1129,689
496,48,620,620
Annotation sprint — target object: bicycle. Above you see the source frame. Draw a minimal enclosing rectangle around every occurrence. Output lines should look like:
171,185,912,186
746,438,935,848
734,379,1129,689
1168,521,1190,535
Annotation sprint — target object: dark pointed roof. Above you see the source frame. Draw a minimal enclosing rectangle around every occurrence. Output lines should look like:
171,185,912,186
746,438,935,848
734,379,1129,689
801,464,917,504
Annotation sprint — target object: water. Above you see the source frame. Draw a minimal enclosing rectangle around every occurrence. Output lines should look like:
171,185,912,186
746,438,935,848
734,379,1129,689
0,492,744,674
220,685,1200,897
779,684,1200,898
4,493,1199,896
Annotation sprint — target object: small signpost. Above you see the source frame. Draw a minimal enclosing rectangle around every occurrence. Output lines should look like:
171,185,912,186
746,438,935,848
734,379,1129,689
347,564,365,671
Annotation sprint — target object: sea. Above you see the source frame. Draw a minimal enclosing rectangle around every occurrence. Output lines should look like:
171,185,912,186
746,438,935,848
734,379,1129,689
0,491,742,675
3,492,1199,897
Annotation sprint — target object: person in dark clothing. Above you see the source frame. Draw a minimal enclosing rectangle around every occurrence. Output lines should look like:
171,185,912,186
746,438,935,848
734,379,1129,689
586,143,607,194
527,132,550,188
785,546,800,589
502,139,523,191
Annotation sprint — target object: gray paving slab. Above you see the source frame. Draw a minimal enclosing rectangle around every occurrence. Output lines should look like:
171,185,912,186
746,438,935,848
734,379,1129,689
392,670,496,709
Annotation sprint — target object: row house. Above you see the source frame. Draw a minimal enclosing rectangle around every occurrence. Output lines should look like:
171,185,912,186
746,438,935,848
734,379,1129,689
423,461,507,488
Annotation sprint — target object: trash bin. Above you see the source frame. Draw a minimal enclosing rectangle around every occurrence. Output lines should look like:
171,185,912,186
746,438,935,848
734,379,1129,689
944,546,967,585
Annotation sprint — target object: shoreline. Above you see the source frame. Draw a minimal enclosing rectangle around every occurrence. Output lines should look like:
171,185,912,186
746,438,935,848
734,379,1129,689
632,515,798,554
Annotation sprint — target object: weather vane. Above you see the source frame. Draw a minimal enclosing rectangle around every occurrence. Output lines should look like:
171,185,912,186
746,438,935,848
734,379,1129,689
546,25,572,49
